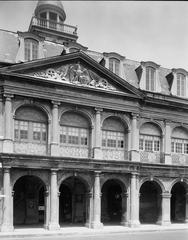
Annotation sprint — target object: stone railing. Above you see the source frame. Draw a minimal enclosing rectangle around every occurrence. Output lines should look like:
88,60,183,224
140,151,163,164
59,145,89,158
30,17,77,35
102,149,127,161
171,154,188,165
14,142,47,155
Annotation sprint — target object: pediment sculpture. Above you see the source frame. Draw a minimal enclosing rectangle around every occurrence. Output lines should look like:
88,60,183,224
30,63,117,91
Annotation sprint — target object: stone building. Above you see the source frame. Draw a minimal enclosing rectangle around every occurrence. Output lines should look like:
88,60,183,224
0,0,188,232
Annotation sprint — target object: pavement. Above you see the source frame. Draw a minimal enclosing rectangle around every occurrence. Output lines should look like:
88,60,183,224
0,224,188,238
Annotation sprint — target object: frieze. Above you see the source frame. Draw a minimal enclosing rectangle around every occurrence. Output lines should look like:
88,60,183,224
30,64,117,91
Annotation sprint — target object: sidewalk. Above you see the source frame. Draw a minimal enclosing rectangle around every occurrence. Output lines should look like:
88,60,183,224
0,224,188,238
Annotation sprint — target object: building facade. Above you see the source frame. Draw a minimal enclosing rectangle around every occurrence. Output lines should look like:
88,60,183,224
0,0,188,232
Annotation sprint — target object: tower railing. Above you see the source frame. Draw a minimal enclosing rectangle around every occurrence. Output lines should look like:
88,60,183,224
30,16,78,35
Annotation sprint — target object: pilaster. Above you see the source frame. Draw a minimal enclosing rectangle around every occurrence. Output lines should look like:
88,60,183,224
130,114,140,162
185,193,188,223
164,121,172,164
121,192,128,226
93,108,103,159
158,192,171,226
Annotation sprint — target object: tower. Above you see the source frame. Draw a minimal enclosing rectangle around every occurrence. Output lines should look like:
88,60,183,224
29,0,78,43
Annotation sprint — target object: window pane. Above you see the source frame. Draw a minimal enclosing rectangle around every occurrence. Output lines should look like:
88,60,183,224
145,140,153,152
154,140,160,151
146,67,155,91
139,139,144,150
176,142,182,153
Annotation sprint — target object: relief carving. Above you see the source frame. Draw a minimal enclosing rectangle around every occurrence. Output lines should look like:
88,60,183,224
31,64,117,91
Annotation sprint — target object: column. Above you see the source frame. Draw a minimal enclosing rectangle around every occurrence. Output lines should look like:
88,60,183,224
91,171,103,229
0,98,3,152
1,167,14,232
51,101,60,156
3,94,13,153
85,191,93,228
164,121,172,164
48,169,60,230
185,193,188,223
129,173,140,227
159,192,171,225
121,192,128,226
130,114,140,162
44,190,50,229
93,108,103,159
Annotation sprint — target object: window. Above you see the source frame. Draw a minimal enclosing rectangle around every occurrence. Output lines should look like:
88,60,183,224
109,58,120,75
14,120,47,144
49,12,57,29
139,135,160,152
177,73,186,97
24,39,39,61
146,66,156,91
102,131,124,149
60,126,88,146
171,138,188,154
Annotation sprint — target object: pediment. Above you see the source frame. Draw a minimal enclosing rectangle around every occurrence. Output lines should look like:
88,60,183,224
27,63,118,92
0,52,143,98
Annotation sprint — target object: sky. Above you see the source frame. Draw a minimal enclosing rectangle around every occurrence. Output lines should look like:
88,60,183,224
0,1,188,70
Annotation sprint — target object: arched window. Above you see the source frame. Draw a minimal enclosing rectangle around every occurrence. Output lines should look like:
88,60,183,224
14,106,47,145
60,112,90,157
146,66,156,91
24,38,39,61
171,127,188,154
109,58,120,76
139,123,161,152
177,73,186,97
102,117,127,151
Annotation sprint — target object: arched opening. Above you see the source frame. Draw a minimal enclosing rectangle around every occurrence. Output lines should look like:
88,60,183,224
139,122,162,163
59,177,87,226
102,117,128,160
171,182,186,223
139,181,162,224
14,105,48,155
59,111,91,158
13,175,46,227
101,179,124,225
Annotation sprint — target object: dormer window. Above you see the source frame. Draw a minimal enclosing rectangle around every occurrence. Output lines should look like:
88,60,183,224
109,58,120,75
24,38,39,61
177,73,186,97
146,66,156,91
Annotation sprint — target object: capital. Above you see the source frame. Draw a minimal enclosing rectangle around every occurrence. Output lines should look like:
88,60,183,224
131,113,139,119
95,108,103,114
3,93,14,100
52,101,61,107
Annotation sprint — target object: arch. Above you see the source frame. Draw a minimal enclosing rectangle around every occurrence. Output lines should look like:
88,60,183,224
13,175,47,227
139,120,164,134
139,180,163,224
102,115,130,131
168,178,188,193
172,126,188,139
140,122,162,136
101,177,128,193
139,177,165,192
170,181,187,223
59,176,88,225
14,103,50,122
59,108,93,128
101,178,128,225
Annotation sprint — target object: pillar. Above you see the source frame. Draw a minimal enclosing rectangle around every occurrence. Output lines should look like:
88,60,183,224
121,192,128,226
185,193,188,223
3,94,13,153
129,173,140,227
91,171,103,229
48,169,60,230
85,191,93,228
93,108,103,159
130,114,140,162
1,167,14,232
164,121,172,164
51,101,60,156
159,192,171,225
44,190,50,229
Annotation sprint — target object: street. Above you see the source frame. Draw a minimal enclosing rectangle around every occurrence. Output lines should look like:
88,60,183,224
0,230,188,240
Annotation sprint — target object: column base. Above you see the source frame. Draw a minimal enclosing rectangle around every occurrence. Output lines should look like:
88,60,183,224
85,222,92,228
128,220,140,228
1,224,14,232
91,221,103,229
93,148,103,159
130,150,140,162
3,139,13,153
164,154,172,164
121,221,128,227
50,143,60,156
157,220,171,226
47,223,60,231
185,219,188,224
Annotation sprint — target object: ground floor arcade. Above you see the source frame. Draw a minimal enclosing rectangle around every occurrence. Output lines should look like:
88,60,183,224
0,165,188,232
